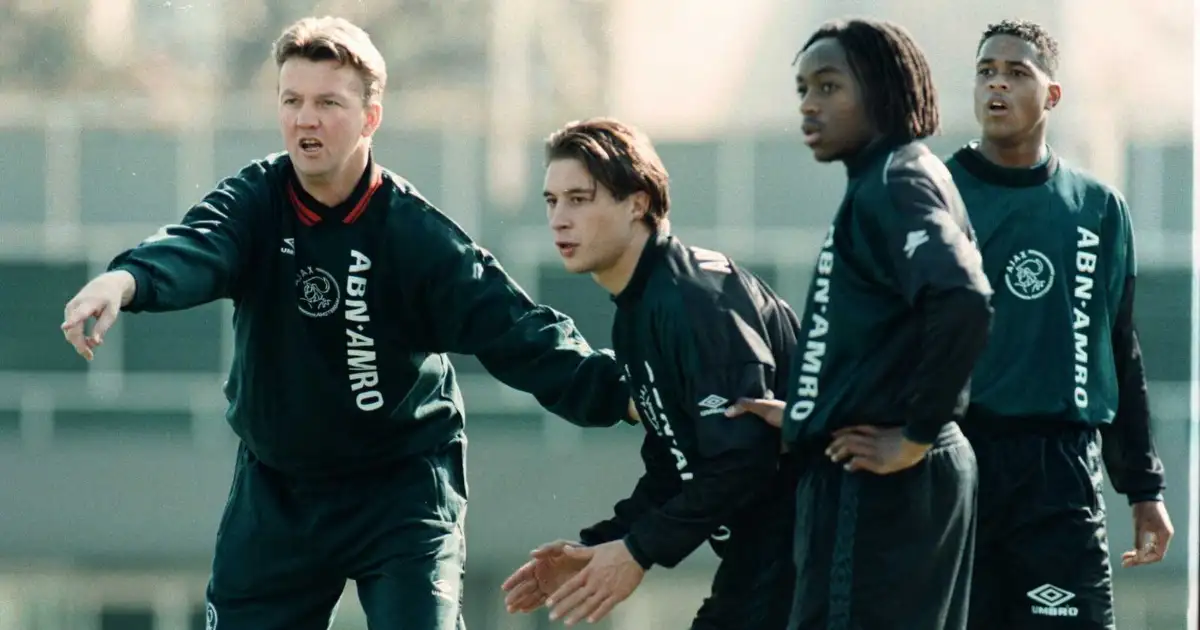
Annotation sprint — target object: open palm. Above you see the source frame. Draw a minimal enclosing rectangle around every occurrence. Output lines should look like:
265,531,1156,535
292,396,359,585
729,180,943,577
502,540,588,613
533,544,589,594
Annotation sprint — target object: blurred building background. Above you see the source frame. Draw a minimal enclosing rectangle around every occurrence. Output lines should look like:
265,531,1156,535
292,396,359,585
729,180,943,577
0,0,1192,628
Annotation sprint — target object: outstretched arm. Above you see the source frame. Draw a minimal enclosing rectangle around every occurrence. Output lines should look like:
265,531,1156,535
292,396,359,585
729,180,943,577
62,162,263,360
107,162,263,313
412,204,631,427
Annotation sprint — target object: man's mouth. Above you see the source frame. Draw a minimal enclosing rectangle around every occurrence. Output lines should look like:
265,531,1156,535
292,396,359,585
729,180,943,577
801,121,822,146
556,242,578,257
298,138,323,153
986,99,1010,114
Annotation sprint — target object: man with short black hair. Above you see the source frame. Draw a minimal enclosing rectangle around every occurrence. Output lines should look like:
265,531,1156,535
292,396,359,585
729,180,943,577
946,20,1173,630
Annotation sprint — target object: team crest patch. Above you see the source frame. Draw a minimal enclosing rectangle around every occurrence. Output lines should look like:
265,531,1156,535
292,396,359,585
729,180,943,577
1004,249,1054,300
205,602,218,630
297,266,340,317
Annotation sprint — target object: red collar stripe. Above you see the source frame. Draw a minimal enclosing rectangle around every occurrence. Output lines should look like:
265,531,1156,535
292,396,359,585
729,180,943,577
343,169,384,224
288,183,322,226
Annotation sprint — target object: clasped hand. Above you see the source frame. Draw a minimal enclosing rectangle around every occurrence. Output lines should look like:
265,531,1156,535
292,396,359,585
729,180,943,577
501,539,644,625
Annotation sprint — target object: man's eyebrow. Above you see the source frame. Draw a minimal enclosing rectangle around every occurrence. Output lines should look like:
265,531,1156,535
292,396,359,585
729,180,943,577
279,89,346,99
977,57,1036,71
544,187,596,197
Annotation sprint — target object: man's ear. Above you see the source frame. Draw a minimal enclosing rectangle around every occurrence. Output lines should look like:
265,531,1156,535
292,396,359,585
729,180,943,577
629,191,650,223
363,101,383,137
1046,82,1062,110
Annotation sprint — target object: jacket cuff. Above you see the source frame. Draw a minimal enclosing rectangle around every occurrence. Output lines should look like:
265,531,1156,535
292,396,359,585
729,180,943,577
107,263,151,312
578,522,619,547
622,535,654,571
902,419,942,446
1126,492,1164,505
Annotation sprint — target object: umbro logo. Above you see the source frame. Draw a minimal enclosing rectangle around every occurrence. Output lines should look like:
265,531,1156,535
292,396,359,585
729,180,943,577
432,578,458,603
903,230,928,259
698,395,729,416
281,238,295,255
1027,584,1079,617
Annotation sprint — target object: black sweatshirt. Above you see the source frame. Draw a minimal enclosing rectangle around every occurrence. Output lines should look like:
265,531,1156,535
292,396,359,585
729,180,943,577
947,144,1166,502
783,139,995,446
108,152,631,477
577,234,800,569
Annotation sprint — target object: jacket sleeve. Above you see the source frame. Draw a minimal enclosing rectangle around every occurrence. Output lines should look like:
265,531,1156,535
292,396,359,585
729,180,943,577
873,166,993,444
410,204,631,428
1099,199,1165,503
107,162,264,312
622,282,783,569
578,434,679,545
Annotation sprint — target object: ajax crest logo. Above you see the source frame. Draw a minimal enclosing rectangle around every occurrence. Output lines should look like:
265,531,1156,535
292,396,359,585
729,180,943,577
1004,249,1054,300
297,266,340,317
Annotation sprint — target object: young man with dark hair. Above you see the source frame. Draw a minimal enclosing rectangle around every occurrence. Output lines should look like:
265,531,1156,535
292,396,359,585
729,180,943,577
500,117,800,628
946,19,1173,629
730,18,993,630
59,16,632,630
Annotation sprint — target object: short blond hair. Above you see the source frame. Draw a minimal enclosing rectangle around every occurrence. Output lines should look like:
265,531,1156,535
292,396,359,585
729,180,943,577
272,16,387,104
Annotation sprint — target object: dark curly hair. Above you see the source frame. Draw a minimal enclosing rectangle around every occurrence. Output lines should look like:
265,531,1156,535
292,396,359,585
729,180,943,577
978,20,1060,78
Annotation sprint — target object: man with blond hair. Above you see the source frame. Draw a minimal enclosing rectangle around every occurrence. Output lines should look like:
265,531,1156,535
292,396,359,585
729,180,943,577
60,16,632,630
